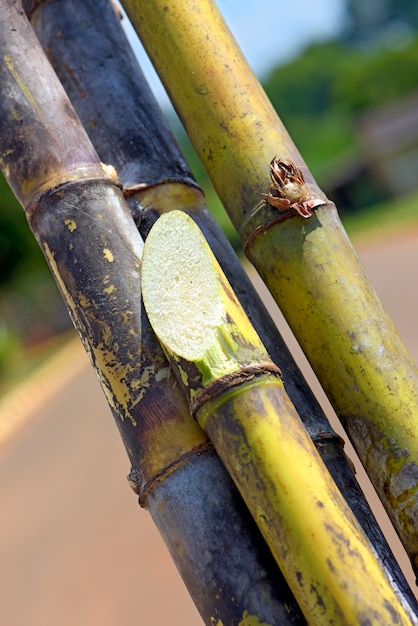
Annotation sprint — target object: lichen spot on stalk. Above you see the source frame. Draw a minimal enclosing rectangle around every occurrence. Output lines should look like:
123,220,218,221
64,219,77,232
238,612,272,626
103,248,114,262
103,284,116,296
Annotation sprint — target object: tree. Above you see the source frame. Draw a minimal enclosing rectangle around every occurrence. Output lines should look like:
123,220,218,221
344,0,418,46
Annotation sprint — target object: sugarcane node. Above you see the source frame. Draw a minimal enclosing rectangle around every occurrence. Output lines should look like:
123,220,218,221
128,442,214,506
101,162,119,185
190,362,282,416
262,157,326,219
123,179,201,199
25,176,121,224
313,431,346,445
242,210,307,254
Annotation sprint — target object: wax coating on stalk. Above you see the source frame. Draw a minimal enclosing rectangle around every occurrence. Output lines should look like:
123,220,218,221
141,211,225,361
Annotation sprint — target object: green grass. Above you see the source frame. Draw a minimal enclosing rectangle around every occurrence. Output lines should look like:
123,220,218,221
0,330,75,399
341,189,418,243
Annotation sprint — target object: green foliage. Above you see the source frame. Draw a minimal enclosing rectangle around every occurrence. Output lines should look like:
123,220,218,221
264,41,352,119
262,35,418,188
285,112,356,183
0,319,21,374
344,0,418,45
342,188,418,239
0,172,47,287
0,172,69,357
335,38,418,112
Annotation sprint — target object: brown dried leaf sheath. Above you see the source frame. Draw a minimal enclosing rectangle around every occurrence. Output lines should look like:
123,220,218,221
262,158,325,218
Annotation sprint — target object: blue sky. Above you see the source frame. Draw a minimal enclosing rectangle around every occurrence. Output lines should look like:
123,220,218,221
216,0,346,77
121,1,347,108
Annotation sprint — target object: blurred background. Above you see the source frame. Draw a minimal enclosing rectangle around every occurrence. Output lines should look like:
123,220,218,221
1,1,418,624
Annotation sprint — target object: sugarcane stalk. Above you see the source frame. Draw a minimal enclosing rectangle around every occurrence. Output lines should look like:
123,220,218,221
26,0,418,612
0,3,309,624
141,208,412,625
121,0,418,576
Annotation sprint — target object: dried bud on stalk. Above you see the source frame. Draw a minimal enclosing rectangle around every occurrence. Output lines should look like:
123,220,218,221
262,158,325,218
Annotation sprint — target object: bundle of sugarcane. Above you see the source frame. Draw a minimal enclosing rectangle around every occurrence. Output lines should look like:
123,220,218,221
141,207,415,623
121,0,418,582
24,0,418,622
142,205,414,624
0,2,307,624
27,0,418,615
1,0,417,623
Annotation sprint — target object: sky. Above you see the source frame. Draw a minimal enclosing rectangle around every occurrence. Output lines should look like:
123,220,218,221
120,0,347,109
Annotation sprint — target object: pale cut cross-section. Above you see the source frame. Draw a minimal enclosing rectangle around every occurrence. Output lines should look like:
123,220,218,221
141,211,225,361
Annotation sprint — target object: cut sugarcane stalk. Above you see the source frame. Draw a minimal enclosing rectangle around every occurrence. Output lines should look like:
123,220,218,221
141,209,412,625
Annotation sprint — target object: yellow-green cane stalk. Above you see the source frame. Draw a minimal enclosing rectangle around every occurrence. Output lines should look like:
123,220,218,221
122,0,418,575
141,209,412,626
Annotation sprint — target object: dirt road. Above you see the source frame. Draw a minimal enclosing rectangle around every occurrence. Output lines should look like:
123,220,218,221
1,228,417,625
